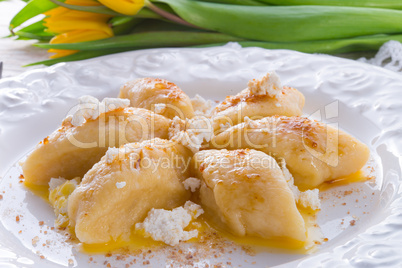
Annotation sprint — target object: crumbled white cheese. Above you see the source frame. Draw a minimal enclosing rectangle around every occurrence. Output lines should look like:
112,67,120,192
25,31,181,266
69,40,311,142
62,115,73,126
116,181,126,189
299,189,321,211
70,96,130,127
184,200,204,218
278,158,321,210
105,147,120,164
49,177,67,192
169,116,213,153
187,116,213,145
79,95,98,104
135,201,204,246
219,122,232,132
275,103,282,107
153,103,167,114
48,177,80,228
75,95,99,124
278,158,300,199
71,114,85,127
183,177,201,192
102,98,130,113
243,116,252,124
191,94,216,116
247,71,282,97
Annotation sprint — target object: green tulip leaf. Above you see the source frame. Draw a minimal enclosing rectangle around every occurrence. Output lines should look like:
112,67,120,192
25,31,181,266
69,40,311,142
34,31,245,50
198,0,266,6
9,0,60,32
257,0,402,9
153,0,402,42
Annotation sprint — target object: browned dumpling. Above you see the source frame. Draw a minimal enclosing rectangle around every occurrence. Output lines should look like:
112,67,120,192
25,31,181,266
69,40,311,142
119,78,195,119
192,149,307,242
212,72,305,133
68,138,192,244
23,105,170,186
211,116,370,188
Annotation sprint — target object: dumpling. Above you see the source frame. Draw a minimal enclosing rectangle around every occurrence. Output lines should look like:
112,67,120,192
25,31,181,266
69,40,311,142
211,116,370,188
212,72,305,133
192,149,307,242
68,138,192,244
119,78,195,119
23,104,170,186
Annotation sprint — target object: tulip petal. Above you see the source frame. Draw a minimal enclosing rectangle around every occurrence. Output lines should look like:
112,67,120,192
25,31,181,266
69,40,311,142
44,7,112,35
97,0,145,15
48,29,114,58
65,0,101,6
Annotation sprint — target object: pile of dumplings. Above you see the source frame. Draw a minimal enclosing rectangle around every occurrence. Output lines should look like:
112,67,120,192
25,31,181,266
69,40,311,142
22,72,369,246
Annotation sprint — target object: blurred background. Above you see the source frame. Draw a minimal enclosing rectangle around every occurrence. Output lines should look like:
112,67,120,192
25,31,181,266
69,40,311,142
0,0,48,78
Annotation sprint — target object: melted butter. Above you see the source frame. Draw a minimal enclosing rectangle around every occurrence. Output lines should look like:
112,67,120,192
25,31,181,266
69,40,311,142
24,179,323,255
318,170,370,192
81,217,314,255
197,210,319,255
79,211,318,255
24,182,50,203
81,221,208,254
209,226,306,252
23,182,169,254
81,231,163,254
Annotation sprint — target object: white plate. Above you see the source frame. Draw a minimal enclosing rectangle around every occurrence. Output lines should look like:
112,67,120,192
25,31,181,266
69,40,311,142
0,43,401,268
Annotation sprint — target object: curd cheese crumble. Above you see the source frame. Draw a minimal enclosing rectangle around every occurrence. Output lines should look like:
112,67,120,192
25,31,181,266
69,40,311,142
153,103,167,114
70,96,130,127
49,177,68,191
183,177,201,192
135,201,204,246
116,181,126,189
48,177,80,228
191,94,216,116
219,122,232,132
299,189,321,211
105,147,120,164
279,158,321,210
169,116,213,153
248,71,282,97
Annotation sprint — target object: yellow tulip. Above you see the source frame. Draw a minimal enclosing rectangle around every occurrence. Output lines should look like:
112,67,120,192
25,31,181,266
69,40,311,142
64,0,101,6
48,29,114,58
44,7,112,35
43,0,114,58
97,0,145,16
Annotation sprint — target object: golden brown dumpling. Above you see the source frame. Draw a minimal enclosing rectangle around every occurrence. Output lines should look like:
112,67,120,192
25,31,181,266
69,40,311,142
192,149,307,241
211,116,370,188
212,72,305,133
68,138,192,244
119,78,194,119
23,105,170,186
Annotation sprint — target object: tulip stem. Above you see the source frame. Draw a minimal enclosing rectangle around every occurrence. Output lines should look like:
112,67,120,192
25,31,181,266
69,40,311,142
145,1,201,29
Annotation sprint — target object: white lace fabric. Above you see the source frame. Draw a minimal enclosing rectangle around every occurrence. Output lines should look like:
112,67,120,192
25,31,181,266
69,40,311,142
359,40,402,72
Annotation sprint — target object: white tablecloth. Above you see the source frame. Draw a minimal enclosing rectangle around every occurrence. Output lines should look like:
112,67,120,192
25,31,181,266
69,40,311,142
0,0,49,78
